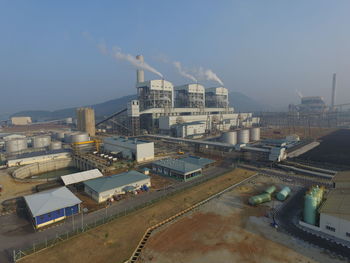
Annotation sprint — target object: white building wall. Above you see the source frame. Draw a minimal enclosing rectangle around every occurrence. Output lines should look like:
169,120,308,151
136,143,154,162
319,213,350,242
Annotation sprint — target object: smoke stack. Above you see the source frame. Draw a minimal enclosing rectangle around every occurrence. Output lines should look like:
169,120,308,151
331,73,336,110
136,55,144,83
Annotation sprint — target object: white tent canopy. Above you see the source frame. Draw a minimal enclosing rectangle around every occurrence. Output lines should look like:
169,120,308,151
61,169,103,185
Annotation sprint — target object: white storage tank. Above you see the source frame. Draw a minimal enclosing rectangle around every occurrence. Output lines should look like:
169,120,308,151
221,131,237,145
71,133,89,143
5,138,28,153
250,127,261,141
237,129,250,144
65,117,73,124
50,141,62,150
33,136,51,148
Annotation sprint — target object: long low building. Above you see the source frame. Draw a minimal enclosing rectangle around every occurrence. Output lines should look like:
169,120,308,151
24,187,81,228
152,158,203,181
7,149,71,167
83,170,151,203
103,136,154,163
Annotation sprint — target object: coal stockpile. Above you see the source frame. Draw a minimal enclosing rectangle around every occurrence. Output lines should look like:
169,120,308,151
298,129,350,167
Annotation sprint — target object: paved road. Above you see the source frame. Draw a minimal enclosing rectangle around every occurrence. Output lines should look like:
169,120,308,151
0,165,230,263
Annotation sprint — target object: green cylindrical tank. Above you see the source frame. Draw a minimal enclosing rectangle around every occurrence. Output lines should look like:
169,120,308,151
276,186,291,201
264,185,276,195
303,192,317,225
248,193,272,206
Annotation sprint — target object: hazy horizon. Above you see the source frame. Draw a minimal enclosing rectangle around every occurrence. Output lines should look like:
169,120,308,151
1,0,350,114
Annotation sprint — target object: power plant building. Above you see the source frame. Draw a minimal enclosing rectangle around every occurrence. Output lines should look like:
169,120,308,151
174,84,205,108
76,107,96,136
103,136,154,162
205,87,229,108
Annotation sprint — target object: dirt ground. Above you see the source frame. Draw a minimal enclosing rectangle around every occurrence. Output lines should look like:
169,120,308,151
138,174,342,263
0,170,37,211
20,168,255,263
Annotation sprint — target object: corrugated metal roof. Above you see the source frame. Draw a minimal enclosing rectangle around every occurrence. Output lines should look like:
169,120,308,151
319,189,350,220
153,158,202,174
61,169,103,185
83,170,150,193
179,156,214,168
24,187,82,217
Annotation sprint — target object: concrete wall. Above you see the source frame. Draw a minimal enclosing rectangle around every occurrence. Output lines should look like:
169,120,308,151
319,213,350,242
13,158,74,180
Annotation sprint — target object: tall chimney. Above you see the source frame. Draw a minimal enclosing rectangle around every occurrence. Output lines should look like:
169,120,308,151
331,73,336,110
136,55,144,83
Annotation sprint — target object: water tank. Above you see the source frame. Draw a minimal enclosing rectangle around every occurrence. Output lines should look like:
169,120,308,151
276,186,291,201
250,127,261,141
303,193,317,225
33,136,51,148
264,185,276,195
50,141,62,150
5,138,28,153
55,132,65,141
71,133,89,143
248,193,271,206
237,129,250,144
221,131,237,145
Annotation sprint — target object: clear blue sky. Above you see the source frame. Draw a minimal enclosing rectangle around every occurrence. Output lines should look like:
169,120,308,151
1,0,350,114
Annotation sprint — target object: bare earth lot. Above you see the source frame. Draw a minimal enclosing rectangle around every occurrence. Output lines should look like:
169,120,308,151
20,168,254,263
138,174,343,263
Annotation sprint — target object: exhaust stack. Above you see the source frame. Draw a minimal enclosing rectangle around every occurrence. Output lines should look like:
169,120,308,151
136,55,144,83
331,73,336,110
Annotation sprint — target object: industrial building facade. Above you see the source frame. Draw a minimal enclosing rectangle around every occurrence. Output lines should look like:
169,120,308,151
103,136,154,162
24,187,81,228
76,107,96,136
83,170,151,203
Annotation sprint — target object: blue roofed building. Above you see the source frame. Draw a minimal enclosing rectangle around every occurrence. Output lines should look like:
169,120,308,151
83,170,151,203
179,155,215,168
24,187,81,229
152,158,203,181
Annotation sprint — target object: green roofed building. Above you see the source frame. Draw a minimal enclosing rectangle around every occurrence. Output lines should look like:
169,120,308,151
83,170,151,203
152,158,203,181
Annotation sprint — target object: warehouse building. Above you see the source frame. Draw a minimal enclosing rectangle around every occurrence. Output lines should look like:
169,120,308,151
152,158,203,181
24,187,81,229
319,188,350,242
103,136,154,163
11,116,32,125
83,170,151,203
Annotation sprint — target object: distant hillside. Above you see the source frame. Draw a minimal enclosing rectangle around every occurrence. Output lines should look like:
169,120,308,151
229,92,274,112
12,91,271,121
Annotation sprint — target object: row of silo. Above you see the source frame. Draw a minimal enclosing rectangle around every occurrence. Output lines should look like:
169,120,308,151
221,127,261,145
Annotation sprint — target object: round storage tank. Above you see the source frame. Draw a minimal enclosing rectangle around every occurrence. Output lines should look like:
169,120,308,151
5,138,28,153
71,133,89,143
237,129,250,144
221,131,237,145
250,127,261,141
50,141,62,150
65,117,73,124
33,136,51,148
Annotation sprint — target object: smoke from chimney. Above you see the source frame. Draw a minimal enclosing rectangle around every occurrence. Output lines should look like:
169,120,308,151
195,67,224,86
173,61,197,83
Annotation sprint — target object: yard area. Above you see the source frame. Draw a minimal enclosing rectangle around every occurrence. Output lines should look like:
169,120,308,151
20,168,254,263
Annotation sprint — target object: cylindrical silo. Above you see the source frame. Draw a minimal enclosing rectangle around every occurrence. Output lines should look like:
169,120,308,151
250,127,261,141
248,193,271,206
303,192,317,225
221,131,237,145
264,185,276,195
33,136,51,148
237,129,250,144
5,138,28,153
71,133,89,143
49,141,62,150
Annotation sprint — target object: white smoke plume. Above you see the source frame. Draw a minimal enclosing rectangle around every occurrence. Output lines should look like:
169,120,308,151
111,47,163,78
296,89,303,98
195,67,224,86
173,61,197,83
